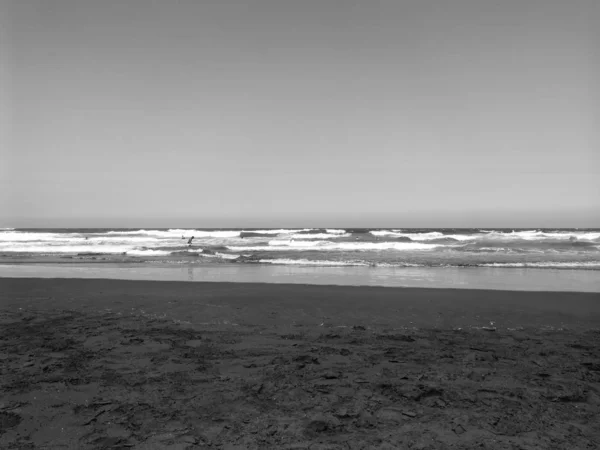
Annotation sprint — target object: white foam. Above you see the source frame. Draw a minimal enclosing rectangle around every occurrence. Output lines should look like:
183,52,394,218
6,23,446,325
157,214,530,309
256,259,426,267
280,233,351,240
0,243,132,254
105,229,242,238
0,241,176,256
579,232,600,240
127,249,172,256
0,231,83,242
481,262,600,268
484,230,600,241
258,258,368,266
228,241,440,251
215,252,240,260
241,229,315,235
188,231,240,238
105,229,152,235
179,251,241,260
87,236,161,243
370,230,476,241
438,234,480,241
371,229,600,242
2,229,597,263
374,262,426,267
370,230,403,237
268,240,330,248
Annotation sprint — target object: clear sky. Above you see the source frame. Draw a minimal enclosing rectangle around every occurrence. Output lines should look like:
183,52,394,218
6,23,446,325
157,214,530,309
2,0,598,228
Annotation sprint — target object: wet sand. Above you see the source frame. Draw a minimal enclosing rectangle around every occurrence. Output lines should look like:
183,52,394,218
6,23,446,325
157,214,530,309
1,278,599,449
2,257,600,293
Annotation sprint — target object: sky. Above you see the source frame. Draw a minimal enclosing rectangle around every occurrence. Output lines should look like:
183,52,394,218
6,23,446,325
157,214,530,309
2,0,598,228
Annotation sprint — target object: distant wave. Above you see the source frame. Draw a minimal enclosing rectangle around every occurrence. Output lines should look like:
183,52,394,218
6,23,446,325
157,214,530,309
0,244,131,253
481,230,600,241
280,233,351,240
243,228,314,235
239,231,335,239
105,229,156,235
106,229,242,238
240,229,344,238
0,243,174,256
458,239,599,252
370,229,600,242
1,228,598,270
0,231,85,242
227,241,440,251
370,230,477,241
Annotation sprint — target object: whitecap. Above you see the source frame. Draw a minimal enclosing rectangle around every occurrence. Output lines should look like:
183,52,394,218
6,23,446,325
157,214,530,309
106,229,241,238
0,231,84,242
228,241,440,251
370,230,476,241
484,230,600,241
277,233,351,240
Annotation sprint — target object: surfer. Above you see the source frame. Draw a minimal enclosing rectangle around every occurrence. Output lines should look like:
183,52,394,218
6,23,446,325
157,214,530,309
187,236,194,246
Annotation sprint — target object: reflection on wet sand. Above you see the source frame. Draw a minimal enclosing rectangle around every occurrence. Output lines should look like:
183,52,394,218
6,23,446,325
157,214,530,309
1,263,599,292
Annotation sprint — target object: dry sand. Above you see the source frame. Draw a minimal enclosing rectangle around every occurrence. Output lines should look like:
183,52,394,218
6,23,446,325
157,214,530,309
1,278,599,449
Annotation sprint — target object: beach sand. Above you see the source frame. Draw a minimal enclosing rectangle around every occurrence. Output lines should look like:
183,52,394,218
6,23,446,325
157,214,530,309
1,278,599,449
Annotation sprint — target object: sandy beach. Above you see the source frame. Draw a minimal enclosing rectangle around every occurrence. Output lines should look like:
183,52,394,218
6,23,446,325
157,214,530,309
1,278,599,449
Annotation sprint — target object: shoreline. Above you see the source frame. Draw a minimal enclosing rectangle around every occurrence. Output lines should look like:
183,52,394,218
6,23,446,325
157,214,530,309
1,278,600,448
4,275,600,293
2,253,600,270
2,261,600,293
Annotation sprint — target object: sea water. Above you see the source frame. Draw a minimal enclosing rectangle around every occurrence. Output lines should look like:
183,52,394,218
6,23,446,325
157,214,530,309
1,228,599,291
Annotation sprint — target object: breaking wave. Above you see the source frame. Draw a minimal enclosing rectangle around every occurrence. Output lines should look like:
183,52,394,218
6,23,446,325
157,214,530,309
276,233,351,240
1,228,598,270
228,241,440,251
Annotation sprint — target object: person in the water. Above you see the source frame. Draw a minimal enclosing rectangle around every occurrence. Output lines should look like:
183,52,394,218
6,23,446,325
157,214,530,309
187,236,194,246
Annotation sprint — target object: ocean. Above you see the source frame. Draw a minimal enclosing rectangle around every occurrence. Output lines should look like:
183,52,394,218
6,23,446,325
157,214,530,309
1,227,599,269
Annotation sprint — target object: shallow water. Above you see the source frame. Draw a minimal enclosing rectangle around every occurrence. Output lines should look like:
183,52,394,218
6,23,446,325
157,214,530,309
1,263,599,292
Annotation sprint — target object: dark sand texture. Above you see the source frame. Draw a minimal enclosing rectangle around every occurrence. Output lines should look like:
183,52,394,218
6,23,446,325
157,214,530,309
1,278,600,449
